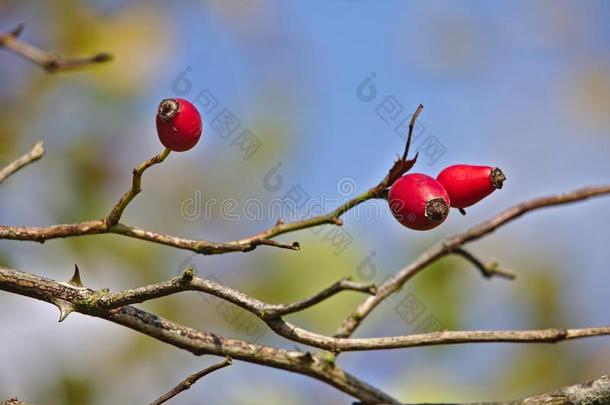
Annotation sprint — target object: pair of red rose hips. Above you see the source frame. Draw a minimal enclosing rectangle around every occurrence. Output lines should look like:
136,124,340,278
389,165,506,230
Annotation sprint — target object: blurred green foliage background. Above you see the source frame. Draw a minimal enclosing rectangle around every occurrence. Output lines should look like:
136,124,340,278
1,1,609,404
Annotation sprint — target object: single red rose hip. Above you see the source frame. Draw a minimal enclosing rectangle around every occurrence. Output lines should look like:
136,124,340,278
156,98,202,152
388,173,450,231
436,164,506,210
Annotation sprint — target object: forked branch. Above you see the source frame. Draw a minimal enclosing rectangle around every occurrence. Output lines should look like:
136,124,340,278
0,24,112,73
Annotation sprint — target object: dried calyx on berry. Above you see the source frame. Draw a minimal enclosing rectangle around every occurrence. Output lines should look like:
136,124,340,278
156,98,203,152
157,98,180,121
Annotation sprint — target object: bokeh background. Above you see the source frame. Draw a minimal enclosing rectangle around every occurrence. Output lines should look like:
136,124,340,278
1,1,610,404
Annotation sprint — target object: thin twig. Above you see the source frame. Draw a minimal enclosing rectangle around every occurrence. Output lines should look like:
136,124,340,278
335,184,610,338
95,270,376,319
0,141,44,184
278,323,610,352
0,221,300,254
402,104,424,161
452,247,516,280
149,356,232,405
106,148,171,225
266,277,377,317
0,24,112,73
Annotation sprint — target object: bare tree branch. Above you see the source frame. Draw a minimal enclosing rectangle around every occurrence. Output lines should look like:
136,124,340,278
267,319,610,352
0,265,400,404
0,146,299,254
508,375,610,405
2,263,610,405
0,141,44,184
149,356,232,405
95,269,376,319
7,262,610,353
0,24,112,73
336,185,610,338
0,221,300,253
353,375,610,405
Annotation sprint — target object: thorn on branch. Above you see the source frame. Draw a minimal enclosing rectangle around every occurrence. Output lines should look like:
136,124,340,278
54,298,75,322
68,264,84,288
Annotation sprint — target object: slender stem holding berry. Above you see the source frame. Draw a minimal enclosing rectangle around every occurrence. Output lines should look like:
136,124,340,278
106,148,171,226
0,140,45,184
0,24,113,73
149,356,232,405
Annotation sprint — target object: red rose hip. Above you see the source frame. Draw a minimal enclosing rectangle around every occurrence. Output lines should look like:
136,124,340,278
388,173,450,231
436,164,506,209
156,98,202,152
